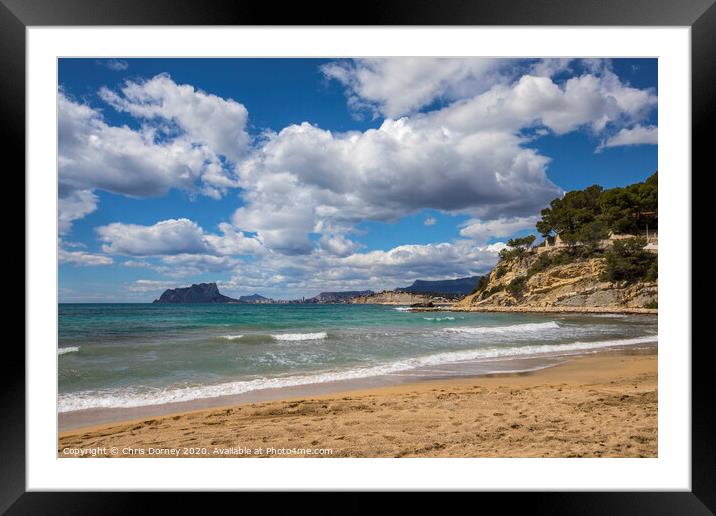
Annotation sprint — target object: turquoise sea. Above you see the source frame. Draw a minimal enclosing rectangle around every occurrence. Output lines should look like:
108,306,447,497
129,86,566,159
58,303,658,414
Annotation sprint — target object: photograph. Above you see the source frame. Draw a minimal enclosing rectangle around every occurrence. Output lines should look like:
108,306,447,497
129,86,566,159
55,57,660,459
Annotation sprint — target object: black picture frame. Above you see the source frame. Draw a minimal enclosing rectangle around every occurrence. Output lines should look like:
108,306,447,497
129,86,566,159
4,0,714,512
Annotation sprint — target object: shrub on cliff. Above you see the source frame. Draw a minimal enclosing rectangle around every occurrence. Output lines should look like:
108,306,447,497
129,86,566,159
601,236,657,284
506,276,528,299
469,275,489,295
499,234,537,261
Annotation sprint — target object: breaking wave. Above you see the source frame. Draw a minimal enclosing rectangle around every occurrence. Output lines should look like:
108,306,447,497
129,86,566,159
58,334,656,412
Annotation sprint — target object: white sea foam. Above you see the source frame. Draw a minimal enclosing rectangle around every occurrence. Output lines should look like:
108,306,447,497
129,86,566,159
393,306,411,312
271,332,327,341
57,334,656,412
424,316,456,321
220,335,244,340
58,346,79,355
443,321,560,335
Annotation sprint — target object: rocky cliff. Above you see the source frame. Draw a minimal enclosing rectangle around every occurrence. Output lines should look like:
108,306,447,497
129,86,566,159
309,290,375,303
153,283,240,304
454,249,657,312
350,291,451,305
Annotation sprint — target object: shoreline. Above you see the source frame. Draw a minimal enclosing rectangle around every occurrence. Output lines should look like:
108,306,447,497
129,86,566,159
412,305,658,314
59,347,657,458
57,354,573,431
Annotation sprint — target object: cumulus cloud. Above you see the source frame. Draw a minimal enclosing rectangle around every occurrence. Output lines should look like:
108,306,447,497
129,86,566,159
322,58,505,118
96,218,264,257
231,119,561,254
97,219,208,255
529,58,574,78
220,239,506,299
427,71,656,135
318,234,362,257
59,59,657,287
99,74,249,162
227,63,656,255
59,92,234,198
459,216,539,244
58,188,98,234
58,77,248,232
424,217,437,226
596,124,658,152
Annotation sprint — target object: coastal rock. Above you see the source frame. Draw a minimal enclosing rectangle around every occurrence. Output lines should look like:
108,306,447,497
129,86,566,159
308,290,375,303
454,250,657,312
153,283,241,304
238,293,272,303
350,291,450,305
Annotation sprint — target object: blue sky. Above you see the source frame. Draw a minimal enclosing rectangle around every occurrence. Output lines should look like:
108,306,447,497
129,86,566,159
58,58,657,301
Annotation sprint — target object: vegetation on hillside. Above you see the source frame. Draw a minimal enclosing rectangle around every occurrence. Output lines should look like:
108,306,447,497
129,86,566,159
469,172,658,301
536,172,657,246
601,236,658,284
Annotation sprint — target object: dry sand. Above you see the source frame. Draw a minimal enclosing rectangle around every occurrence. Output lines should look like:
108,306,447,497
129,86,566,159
58,350,657,458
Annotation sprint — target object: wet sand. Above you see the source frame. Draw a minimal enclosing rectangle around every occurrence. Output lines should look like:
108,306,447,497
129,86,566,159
58,350,657,458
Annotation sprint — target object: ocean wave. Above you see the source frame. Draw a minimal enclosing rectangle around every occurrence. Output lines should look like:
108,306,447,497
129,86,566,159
271,332,327,341
393,306,411,312
443,321,560,335
219,335,244,340
58,346,79,355
423,316,456,321
57,334,656,412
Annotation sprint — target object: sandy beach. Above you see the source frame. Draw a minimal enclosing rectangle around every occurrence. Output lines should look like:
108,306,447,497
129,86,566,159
58,349,657,458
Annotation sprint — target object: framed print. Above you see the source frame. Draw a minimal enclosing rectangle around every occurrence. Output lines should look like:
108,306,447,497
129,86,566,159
6,0,715,511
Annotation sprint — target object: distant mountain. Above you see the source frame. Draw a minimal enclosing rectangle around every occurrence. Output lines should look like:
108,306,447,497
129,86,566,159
153,283,241,304
395,276,480,296
308,290,375,303
239,293,272,303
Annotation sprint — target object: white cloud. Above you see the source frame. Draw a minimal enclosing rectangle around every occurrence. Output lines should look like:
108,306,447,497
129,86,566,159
58,77,248,232
424,217,437,226
220,239,505,299
597,124,658,152
59,92,232,198
58,188,98,234
322,58,505,118
127,279,181,293
202,223,266,256
99,73,249,162
227,64,656,256
318,234,361,257
59,248,113,266
459,216,539,244
96,218,264,257
158,254,241,277
58,59,657,288
427,71,656,135
104,59,129,71
97,219,208,255
529,58,574,78
231,119,561,254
